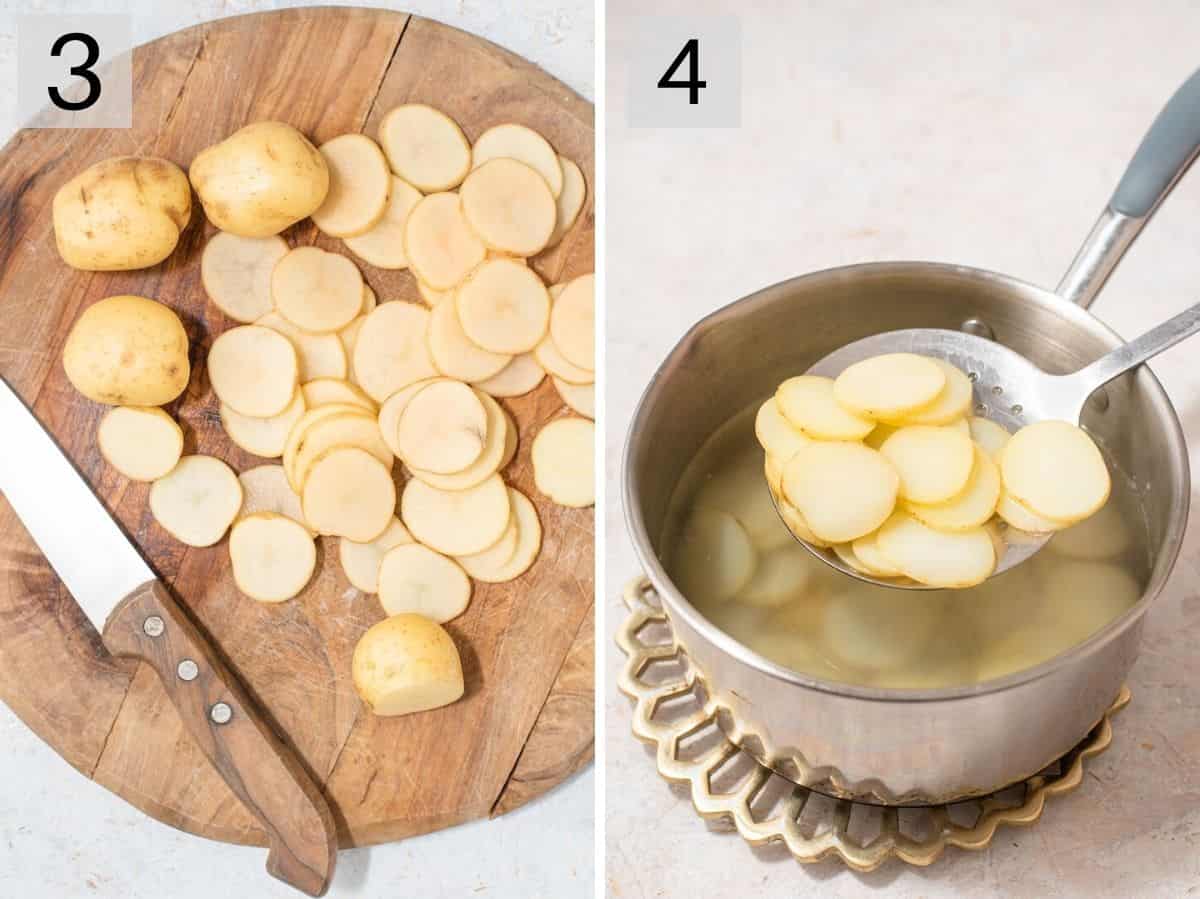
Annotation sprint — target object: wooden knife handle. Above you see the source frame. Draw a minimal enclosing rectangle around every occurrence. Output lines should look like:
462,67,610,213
103,580,337,896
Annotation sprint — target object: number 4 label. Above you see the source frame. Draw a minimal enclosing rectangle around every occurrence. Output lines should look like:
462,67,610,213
657,39,707,105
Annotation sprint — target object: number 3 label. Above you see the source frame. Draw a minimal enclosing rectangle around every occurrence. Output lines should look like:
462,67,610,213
657,39,707,105
48,32,103,111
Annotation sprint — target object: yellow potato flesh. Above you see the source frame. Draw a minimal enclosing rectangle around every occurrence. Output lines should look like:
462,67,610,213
229,513,316,603
875,511,995,588
301,446,396,542
850,530,905,577
407,392,512,491
547,274,594,370
97,406,183,481
968,416,1011,459
553,377,594,419
775,376,874,441
457,488,541,583
339,518,413,593
474,352,545,397
892,358,973,425
753,397,811,462
378,104,471,192
781,442,898,543
343,176,423,269
271,247,363,334
833,352,945,419
427,297,513,382
999,420,1111,522
256,311,347,382
290,412,394,492
311,134,391,238
207,325,298,418
351,302,438,403
904,444,1001,531
460,158,556,257
531,417,594,508
401,473,511,556
395,380,487,474
201,233,288,323
352,614,464,717
471,123,564,197
403,192,486,290
377,543,471,623
149,455,243,548
456,259,551,354
879,425,974,504
220,389,307,459
237,465,310,534
301,378,376,412
995,490,1069,533
670,508,758,607
545,156,586,248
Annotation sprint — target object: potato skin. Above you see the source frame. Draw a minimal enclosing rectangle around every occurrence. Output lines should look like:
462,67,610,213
63,295,191,405
52,156,191,271
352,613,464,715
189,121,329,237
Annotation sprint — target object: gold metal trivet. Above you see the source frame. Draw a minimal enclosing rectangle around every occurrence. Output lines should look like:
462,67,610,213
617,576,1131,871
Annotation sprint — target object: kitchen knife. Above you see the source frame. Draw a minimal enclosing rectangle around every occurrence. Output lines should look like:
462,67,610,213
0,378,337,897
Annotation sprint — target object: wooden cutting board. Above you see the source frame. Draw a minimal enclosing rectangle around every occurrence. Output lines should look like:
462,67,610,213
0,7,594,848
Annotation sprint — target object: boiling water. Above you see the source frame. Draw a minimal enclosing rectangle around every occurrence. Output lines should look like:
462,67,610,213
661,403,1151,688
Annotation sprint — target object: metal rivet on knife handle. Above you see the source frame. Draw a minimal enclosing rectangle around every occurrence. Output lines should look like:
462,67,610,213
143,616,165,637
210,702,233,725
177,659,199,681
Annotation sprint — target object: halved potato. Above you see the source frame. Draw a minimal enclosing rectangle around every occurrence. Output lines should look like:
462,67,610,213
548,274,594,371
378,543,471,622
474,352,545,397
776,376,874,441
876,511,995,588
200,232,288,323
97,406,183,481
404,192,486,289
290,412,393,491
353,613,464,716
272,246,363,334
471,123,563,197
400,473,511,555
552,377,594,419
208,325,299,417
237,464,310,533
879,425,974,504
408,392,513,491
352,302,438,402
739,544,812,608
896,358,972,425
545,156,586,248
781,442,898,543
754,397,811,461
999,420,1111,522
995,490,1069,533
256,311,347,382
149,455,243,547
343,176,423,269
671,508,757,606
395,380,487,474
460,158,556,256
456,487,541,583
311,134,391,238
850,530,905,577
531,416,594,507
378,104,471,192
339,517,414,593
220,389,307,458
833,353,946,420
301,446,396,541
229,512,316,603
301,378,376,412
456,258,551,353
427,297,512,382
905,444,1000,531
376,377,445,456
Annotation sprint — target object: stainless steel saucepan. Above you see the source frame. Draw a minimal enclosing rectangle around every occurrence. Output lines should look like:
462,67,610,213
622,71,1200,803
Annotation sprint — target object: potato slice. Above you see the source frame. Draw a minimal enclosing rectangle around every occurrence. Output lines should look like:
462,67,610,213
220,389,307,459
98,406,183,481
340,316,366,381
552,377,594,419
311,134,391,238
875,511,995,588
352,302,438,402
534,330,594,385
291,412,393,492
282,402,373,483
404,192,486,290
763,453,785,494
879,425,974,504
352,613,464,716
271,246,363,334
427,297,512,382
781,442,898,543
531,416,594,507
456,258,551,354
895,358,972,425
832,352,946,420
342,176,423,270
149,455,243,547
545,156,586,249
863,422,898,450
739,545,813,608
417,279,451,307
670,508,757,606
301,378,376,413
408,392,513,491
754,397,811,462
969,416,1011,459
395,380,487,474
995,490,1069,533
457,487,541,583
471,123,563,197
454,512,519,571
200,232,288,323
850,530,905,577
208,325,298,417
821,589,941,671
460,158,556,256
378,104,471,192
256,311,347,382
237,464,310,533
999,420,1111,522
474,352,545,397
301,446,395,541
339,518,414,593
229,513,316,603
775,493,833,549
1049,499,1131,561
905,444,1000,531
833,541,898,579
401,473,511,555
376,377,445,456
548,274,594,371
361,284,377,314
776,376,874,441
377,543,471,622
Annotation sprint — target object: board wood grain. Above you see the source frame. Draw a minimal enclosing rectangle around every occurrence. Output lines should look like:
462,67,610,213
0,7,594,849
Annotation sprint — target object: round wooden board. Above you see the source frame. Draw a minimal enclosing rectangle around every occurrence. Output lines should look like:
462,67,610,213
0,8,594,849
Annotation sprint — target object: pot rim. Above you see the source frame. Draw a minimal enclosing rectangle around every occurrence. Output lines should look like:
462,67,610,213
622,260,1191,703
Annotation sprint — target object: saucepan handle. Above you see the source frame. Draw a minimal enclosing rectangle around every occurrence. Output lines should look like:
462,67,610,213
1057,68,1200,309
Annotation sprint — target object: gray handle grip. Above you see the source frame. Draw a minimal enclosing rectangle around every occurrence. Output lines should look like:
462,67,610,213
1111,68,1200,217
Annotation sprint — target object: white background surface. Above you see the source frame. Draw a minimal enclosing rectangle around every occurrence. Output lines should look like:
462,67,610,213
606,1,1200,897
0,2,594,898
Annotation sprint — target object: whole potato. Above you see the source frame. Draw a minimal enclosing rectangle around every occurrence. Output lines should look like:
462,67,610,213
52,156,191,271
63,296,191,405
189,122,329,237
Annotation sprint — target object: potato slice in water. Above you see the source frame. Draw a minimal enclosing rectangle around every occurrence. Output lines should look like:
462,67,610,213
343,176,423,270
229,513,316,603
311,134,391,238
1049,499,1131,560
200,233,288,323
149,455,243,547
352,614,464,716
850,530,905,577
968,416,1011,459
98,406,183,481
208,325,298,417
427,298,512,382
532,417,594,507
548,274,594,371
895,358,972,425
905,444,1000,531
995,490,1069,533
552,377,594,419
457,488,541,583
378,104,471,192
301,378,376,413
404,192,486,290
352,302,438,402
833,541,894,578
1000,420,1111,522
221,389,307,459
401,473,511,555
271,246,363,334
876,511,995,588
456,258,551,354
776,376,874,441
781,442,898,543
879,425,974,504
833,353,946,420
408,393,513,491
545,156,586,248
776,495,834,549
237,464,310,533
460,158,556,257
376,377,444,457
471,123,563,197
395,380,487,474
291,413,393,492
475,352,545,397
739,544,813,608
378,543,471,622
671,508,757,607
754,397,811,462
301,446,396,541
256,311,347,382
339,518,413,593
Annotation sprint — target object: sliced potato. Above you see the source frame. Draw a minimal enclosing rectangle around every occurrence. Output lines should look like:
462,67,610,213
340,315,366,380
850,530,905,577
999,420,1111,522
832,352,946,419
400,473,511,555
460,158,556,256
905,444,1000,531
754,397,811,461
471,123,563,197
776,375,874,441
1049,499,1131,561
404,192,486,290
968,416,1011,459
221,389,307,458
208,325,299,417
456,258,551,353
97,406,183,481
271,246,363,334
291,412,393,492
301,446,396,541
781,442,898,543
531,416,594,507
995,490,1069,533
474,352,545,397
378,543,471,622
378,104,471,192
395,380,487,474
427,297,512,382
454,512,518,571
352,613,464,716
376,377,444,456
876,511,995,588
352,302,438,402
149,455,243,547
552,377,594,419
548,274,594,371
200,232,288,323
301,378,376,413
821,589,940,671
456,487,541,583
764,453,785,494
339,518,414,593
408,392,513,491
896,358,972,425
256,311,347,381
417,279,452,307
282,402,373,482
739,544,812,608
879,425,974,504
545,156,586,248
237,464,310,533
229,513,316,603
670,508,757,606
341,175,423,270
774,493,833,549
833,541,897,579
534,330,594,384
361,284,377,314
311,134,391,238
